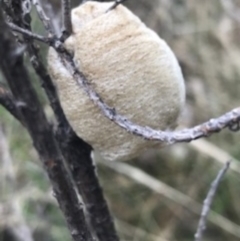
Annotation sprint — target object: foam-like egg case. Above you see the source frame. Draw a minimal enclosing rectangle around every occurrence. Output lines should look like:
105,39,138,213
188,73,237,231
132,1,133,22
47,1,185,161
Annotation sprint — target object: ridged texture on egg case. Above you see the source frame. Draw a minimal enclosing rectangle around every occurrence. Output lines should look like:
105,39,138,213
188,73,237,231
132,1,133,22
47,1,185,161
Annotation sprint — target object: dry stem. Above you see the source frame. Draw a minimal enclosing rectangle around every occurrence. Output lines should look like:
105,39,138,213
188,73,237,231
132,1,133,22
194,161,230,241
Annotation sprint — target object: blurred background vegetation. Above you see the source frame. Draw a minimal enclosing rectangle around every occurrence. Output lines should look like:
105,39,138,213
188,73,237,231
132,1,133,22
1,0,240,241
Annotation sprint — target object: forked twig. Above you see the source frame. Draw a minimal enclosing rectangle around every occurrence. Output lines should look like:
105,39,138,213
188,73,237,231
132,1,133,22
194,161,230,241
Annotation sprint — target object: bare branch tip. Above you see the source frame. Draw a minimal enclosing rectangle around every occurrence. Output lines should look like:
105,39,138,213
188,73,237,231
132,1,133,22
194,160,230,241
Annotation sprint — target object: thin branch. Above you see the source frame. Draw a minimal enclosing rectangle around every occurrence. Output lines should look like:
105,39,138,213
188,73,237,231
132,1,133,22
12,4,69,128
41,0,62,35
57,44,240,144
6,23,240,145
30,50,69,126
7,21,51,43
99,159,240,239
74,73,240,142
31,0,55,36
194,161,230,241
61,0,72,40
0,10,93,241
0,87,22,124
